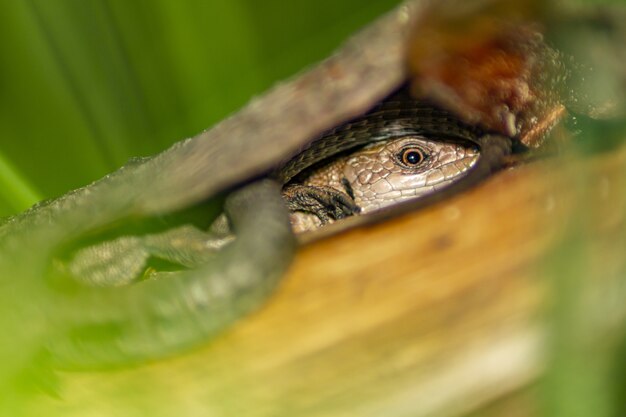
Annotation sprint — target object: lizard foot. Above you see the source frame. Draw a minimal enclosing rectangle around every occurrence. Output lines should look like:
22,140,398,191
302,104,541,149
282,184,360,224
66,225,234,287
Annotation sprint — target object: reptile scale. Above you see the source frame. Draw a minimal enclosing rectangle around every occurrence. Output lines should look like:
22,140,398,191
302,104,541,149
280,96,503,233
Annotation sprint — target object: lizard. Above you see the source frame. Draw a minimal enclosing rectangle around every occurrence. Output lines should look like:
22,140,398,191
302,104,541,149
280,94,510,234
64,93,512,286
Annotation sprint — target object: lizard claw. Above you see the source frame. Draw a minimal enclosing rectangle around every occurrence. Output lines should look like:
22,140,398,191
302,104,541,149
282,184,360,224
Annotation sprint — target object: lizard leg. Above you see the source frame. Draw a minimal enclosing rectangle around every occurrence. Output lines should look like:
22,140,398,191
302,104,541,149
282,184,360,224
66,225,234,287
49,179,296,368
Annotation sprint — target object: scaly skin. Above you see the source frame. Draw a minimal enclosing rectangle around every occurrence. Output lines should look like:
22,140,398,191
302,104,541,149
281,95,511,233
288,136,479,232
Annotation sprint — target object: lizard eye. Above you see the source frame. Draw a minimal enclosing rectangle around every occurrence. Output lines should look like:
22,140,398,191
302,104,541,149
398,147,427,167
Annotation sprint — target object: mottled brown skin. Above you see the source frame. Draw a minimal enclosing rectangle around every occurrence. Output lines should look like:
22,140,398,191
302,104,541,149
287,136,478,233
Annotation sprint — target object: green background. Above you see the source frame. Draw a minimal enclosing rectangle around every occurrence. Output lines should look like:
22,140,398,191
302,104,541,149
0,0,400,216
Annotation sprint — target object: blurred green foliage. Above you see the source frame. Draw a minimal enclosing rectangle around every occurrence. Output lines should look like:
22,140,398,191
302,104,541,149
0,0,400,216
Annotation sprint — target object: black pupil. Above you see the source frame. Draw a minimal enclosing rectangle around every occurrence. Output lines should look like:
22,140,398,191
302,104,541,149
405,150,422,165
